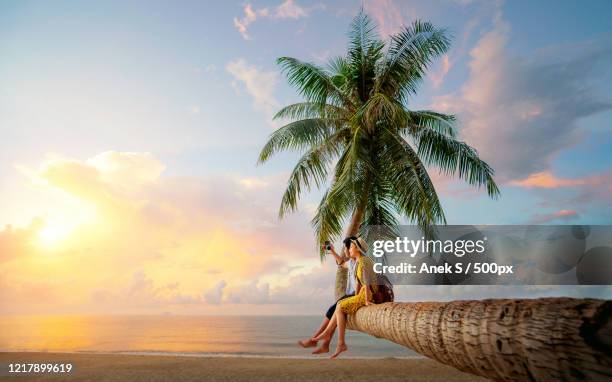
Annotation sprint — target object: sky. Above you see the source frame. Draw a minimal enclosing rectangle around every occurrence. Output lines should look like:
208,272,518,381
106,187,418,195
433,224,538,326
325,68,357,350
0,0,611,315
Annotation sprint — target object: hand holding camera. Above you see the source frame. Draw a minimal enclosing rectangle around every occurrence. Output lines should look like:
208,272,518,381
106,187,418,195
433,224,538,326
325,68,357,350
323,240,333,252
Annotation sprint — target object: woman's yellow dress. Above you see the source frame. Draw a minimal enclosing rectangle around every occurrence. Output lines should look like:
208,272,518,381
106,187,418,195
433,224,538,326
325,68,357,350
338,256,377,314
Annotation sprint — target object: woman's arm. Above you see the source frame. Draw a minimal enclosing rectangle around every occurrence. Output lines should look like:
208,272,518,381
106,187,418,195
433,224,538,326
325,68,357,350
362,258,374,305
364,283,373,305
329,245,347,266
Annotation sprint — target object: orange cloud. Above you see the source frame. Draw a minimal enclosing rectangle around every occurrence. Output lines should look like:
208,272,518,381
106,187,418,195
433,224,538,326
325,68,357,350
508,171,612,192
529,209,579,224
0,151,327,315
508,172,587,189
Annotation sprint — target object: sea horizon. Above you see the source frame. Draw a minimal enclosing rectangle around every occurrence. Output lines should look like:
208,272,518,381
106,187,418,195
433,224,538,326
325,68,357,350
0,315,417,359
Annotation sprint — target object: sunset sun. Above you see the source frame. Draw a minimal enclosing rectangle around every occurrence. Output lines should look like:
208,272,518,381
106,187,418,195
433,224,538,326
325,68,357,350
37,222,73,249
34,209,93,249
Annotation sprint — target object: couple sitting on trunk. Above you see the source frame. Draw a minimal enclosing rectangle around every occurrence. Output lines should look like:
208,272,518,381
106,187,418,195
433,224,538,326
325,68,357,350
299,236,378,359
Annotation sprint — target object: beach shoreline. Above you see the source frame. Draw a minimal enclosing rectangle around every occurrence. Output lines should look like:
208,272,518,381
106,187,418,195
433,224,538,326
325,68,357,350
0,352,487,381
1,349,426,360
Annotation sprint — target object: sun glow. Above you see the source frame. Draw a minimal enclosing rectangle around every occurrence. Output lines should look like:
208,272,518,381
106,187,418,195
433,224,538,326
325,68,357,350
34,203,96,250
37,221,74,248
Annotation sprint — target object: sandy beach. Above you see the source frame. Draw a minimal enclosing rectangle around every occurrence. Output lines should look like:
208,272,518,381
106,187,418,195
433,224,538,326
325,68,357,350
0,352,487,382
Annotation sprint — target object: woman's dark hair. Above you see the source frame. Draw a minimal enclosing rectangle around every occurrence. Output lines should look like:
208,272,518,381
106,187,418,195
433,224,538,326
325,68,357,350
343,236,363,251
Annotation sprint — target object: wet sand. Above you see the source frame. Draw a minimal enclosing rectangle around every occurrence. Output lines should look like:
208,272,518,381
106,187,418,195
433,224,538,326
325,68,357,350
0,352,488,381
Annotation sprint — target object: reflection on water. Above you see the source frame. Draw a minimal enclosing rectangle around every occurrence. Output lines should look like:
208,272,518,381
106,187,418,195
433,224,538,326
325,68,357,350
0,315,416,358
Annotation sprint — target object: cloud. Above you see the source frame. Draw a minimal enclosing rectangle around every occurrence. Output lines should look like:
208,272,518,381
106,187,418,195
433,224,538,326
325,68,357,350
233,1,316,40
5,152,608,315
203,280,227,305
509,171,612,195
207,263,337,315
87,151,165,187
451,0,477,5
510,170,612,209
1,151,322,314
529,209,579,224
502,169,612,222
508,171,588,189
275,0,308,19
429,54,452,88
226,59,279,122
432,15,612,182
571,172,612,204
0,220,42,263
225,281,271,304
239,177,269,189
233,4,269,40
89,271,204,310
364,0,406,38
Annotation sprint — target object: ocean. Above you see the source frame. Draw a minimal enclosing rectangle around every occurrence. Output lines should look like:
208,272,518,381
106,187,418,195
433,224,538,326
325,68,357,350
0,315,418,358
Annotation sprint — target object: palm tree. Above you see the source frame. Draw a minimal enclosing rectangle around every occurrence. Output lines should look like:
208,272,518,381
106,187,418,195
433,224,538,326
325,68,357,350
255,14,612,380
258,13,498,255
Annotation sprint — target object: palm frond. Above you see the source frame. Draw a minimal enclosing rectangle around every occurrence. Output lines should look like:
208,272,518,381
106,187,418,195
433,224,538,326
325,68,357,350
382,128,446,237
377,20,451,101
279,131,346,217
257,118,337,164
361,191,400,246
273,102,348,121
347,12,384,103
405,110,457,137
311,184,353,259
415,129,500,197
327,56,355,100
277,57,355,109
348,11,379,57
356,93,408,133
362,172,399,229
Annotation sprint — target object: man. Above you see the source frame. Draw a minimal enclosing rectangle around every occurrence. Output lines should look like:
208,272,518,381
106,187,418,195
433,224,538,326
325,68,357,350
298,239,356,354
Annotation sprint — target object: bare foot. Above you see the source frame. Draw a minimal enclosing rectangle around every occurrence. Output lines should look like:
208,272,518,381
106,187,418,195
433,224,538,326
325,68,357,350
330,343,348,359
312,341,330,354
298,338,317,348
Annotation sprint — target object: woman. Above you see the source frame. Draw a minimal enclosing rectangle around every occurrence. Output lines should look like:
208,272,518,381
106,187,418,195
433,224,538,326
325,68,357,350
314,236,377,359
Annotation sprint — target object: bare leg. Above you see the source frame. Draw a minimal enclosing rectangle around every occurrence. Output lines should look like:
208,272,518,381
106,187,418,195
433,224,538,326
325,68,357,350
314,310,338,341
312,317,330,339
298,317,329,348
330,310,348,359
312,312,338,354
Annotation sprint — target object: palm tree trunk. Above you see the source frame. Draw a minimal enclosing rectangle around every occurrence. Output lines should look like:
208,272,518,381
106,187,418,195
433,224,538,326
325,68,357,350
345,205,366,238
334,169,372,299
347,297,612,381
